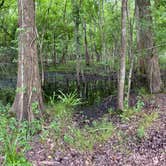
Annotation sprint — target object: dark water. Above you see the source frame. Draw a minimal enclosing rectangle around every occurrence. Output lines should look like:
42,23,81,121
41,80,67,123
0,71,117,105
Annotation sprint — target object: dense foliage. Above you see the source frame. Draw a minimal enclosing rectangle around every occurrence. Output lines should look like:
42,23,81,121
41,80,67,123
0,0,165,65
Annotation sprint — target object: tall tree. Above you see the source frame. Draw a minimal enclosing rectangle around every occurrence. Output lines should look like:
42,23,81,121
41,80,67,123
83,20,90,66
72,0,82,85
11,0,44,121
136,0,162,93
118,0,128,111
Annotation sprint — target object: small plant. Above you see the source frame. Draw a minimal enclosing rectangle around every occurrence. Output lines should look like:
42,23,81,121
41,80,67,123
31,101,40,115
58,90,82,107
0,105,31,165
134,96,144,112
137,112,158,139
49,92,56,106
137,126,145,138
63,134,74,144
120,96,144,122
120,108,135,122
108,107,114,114
54,102,73,120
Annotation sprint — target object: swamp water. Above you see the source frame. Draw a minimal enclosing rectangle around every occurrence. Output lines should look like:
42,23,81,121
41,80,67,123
0,70,117,105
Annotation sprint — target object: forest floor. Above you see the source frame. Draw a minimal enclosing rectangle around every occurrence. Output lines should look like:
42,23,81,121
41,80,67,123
26,93,166,166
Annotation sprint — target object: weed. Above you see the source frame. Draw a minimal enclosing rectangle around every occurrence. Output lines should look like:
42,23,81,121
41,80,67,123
137,126,145,138
134,96,144,112
0,102,39,165
108,107,114,114
49,92,56,107
58,90,82,107
57,118,114,151
120,96,144,122
136,112,158,138
120,108,135,122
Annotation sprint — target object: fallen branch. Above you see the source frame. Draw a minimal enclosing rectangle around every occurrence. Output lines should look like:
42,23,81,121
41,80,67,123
37,161,60,166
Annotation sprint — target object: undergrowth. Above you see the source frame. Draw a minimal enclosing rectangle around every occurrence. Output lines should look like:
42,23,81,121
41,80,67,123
0,90,160,165
120,96,144,122
0,103,32,165
137,112,159,139
43,91,115,151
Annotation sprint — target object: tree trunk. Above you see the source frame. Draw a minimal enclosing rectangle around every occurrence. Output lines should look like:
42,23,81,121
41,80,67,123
83,21,90,66
11,0,44,121
53,33,57,65
72,0,82,87
117,0,127,111
126,1,135,105
75,18,81,86
136,0,162,93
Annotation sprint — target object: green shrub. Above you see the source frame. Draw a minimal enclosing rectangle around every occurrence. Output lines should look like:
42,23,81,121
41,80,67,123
0,88,15,105
58,90,82,107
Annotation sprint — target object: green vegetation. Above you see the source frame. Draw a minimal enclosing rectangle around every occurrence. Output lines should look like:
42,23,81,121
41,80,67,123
159,54,166,70
65,119,114,151
0,87,161,164
44,91,114,151
119,97,144,122
0,103,32,165
0,0,165,165
137,112,159,139
0,88,15,105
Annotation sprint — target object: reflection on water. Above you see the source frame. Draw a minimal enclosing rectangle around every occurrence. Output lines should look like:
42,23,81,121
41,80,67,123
0,71,117,105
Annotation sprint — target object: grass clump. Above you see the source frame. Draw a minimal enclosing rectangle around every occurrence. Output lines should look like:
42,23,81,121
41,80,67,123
137,112,159,139
57,90,82,107
120,97,144,122
0,103,32,166
65,119,114,151
48,90,82,120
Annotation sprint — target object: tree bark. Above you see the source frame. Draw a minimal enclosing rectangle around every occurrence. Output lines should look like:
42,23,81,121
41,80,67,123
83,21,90,66
117,0,127,111
53,32,57,65
11,0,44,121
126,1,135,106
136,0,162,93
72,0,82,87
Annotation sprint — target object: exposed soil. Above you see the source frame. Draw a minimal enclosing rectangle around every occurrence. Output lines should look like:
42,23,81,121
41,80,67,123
26,93,166,166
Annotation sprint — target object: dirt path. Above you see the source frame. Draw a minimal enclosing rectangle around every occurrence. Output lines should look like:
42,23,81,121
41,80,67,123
26,94,166,166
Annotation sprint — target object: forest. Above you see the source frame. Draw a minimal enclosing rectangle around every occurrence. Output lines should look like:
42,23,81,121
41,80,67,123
0,0,165,165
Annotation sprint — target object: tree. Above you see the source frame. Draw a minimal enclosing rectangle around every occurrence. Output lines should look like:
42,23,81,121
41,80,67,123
136,0,162,93
11,0,44,121
118,0,128,111
83,20,90,66
72,0,82,86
